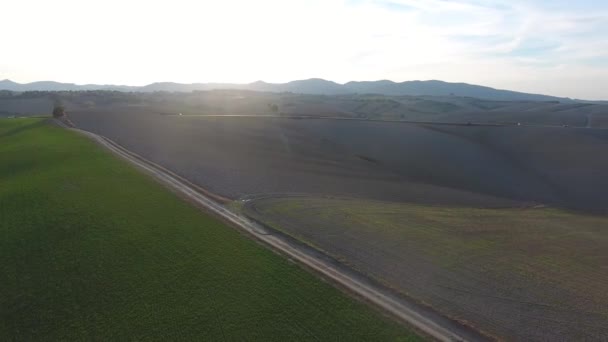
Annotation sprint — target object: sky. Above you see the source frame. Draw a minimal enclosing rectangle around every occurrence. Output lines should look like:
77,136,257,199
2,0,608,99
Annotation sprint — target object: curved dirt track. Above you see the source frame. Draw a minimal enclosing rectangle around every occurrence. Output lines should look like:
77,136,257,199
55,119,490,342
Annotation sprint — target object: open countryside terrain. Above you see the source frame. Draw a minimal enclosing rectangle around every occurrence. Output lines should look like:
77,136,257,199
61,98,608,341
0,95,53,118
3,90,608,340
68,90,608,128
0,118,419,341
3,89,608,127
243,196,608,341
67,105,608,213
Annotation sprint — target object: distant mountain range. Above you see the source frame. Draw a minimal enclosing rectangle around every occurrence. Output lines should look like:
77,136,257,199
0,78,576,102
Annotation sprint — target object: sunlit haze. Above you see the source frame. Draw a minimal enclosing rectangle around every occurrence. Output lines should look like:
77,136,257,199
2,0,608,99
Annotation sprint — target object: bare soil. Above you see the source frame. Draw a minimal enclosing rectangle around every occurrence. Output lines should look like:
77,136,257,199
68,108,608,212
244,196,608,341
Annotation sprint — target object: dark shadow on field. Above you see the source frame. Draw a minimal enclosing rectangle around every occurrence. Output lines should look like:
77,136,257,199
0,121,75,181
0,160,39,180
0,121,50,180
0,149,73,181
420,124,608,213
420,125,569,204
0,120,46,139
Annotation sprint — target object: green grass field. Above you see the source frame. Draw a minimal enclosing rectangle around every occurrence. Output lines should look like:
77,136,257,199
0,118,420,341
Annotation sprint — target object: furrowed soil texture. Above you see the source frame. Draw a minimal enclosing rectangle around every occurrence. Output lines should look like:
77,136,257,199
69,109,518,207
244,196,608,341
69,109,608,212
0,118,420,341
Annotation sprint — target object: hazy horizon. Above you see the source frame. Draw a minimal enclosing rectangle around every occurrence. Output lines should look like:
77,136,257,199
3,0,607,99
0,77,599,100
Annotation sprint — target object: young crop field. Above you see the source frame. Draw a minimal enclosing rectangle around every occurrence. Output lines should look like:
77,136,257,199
244,196,608,341
0,118,420,341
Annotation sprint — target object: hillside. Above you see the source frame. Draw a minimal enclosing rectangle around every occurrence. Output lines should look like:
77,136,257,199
66,107,608,213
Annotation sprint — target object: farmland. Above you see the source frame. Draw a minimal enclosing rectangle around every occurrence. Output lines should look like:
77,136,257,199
0,118,419,341
68,107,608,213
3,90,608,127
0,96,53,118
244,196,608,341
4,89,608,340
62,102,608,340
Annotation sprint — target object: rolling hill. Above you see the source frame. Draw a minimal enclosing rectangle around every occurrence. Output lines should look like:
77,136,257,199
0,78,578,102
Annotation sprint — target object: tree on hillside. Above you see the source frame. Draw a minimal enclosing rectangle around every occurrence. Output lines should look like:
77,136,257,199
52,103,66,118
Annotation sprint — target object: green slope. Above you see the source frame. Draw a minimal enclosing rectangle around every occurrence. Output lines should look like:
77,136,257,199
0,118,419,341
